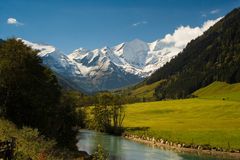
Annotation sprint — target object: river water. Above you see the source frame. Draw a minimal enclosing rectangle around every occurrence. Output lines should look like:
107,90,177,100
76,130,227,160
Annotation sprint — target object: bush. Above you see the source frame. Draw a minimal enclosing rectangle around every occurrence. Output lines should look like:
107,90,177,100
0,118,60,160
92,144,109,160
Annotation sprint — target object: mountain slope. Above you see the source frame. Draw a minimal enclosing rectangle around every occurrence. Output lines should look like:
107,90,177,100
67,38,180,78
146,8,240,99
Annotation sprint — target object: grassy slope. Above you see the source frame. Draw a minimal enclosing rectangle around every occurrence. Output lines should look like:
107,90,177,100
128,81,163,100
124,82,240,149
193,81,240,101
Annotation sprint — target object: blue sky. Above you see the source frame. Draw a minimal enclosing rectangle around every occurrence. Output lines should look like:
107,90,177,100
0,0,239,53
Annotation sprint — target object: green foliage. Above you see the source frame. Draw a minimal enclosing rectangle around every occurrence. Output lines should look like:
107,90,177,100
86,93,125,135
0,39,78,148
146,8,240,99
92,144,109,160
0,118,60,160
0,38,60,127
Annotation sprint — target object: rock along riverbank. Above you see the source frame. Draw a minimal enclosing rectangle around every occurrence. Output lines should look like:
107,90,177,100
123,133,240,159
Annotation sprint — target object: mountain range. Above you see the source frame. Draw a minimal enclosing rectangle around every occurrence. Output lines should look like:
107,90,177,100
19,39,179,93
20,17,220,93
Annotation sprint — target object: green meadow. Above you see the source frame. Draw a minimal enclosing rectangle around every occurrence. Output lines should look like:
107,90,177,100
124,82,240,150
193,81,240,102
130,81,163,100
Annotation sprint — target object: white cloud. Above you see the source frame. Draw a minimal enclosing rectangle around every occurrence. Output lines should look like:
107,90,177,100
210,9,220,14
201,17,222,31
132,21,148,27
161,17,223,49
7,18,24,26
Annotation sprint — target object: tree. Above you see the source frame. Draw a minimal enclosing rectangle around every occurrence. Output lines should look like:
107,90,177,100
0,39,78,148
91,93,112,132
111,95,125,135
91,93,125,134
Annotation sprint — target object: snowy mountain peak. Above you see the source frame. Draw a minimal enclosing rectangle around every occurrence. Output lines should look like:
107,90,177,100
74,48,89,53
129,38,146,44
121,39,149,68
101,46,112,54
18,38,56,57
65,38,182,78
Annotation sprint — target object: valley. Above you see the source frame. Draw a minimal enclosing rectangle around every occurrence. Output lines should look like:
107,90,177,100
81,81,240,159
1,1,240,160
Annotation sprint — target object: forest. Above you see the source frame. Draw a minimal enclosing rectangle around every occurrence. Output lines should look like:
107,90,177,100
146,8,240,99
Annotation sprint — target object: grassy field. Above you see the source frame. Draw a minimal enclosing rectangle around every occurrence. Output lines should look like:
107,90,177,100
193,81,240,101
124,82,240,150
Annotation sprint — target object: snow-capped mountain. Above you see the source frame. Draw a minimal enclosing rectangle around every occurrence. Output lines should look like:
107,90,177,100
17,17,221,93
19,38,180,93
19,39,80,77
68,38,181,78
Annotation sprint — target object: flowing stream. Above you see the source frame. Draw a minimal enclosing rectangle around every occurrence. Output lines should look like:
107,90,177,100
77,130,227,160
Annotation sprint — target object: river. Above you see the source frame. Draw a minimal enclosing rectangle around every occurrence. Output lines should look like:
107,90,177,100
76,130,227,160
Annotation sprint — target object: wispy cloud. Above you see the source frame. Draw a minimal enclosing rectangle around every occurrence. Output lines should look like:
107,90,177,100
200,9,220,18
132,21,148,27
201,13,207,17
210,9,220,14
7,18,24,26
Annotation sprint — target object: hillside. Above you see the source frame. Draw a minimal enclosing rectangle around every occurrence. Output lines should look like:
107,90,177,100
193,81,240,101
145,8,240,99
130,81,163,100
119,80,165,102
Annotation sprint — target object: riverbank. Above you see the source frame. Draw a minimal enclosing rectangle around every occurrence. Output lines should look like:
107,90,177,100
124,133,240,159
